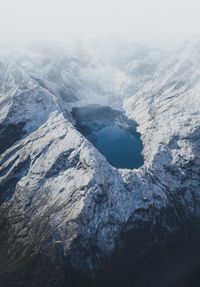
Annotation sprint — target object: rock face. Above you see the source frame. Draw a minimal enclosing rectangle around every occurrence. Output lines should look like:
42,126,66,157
0,40,200,286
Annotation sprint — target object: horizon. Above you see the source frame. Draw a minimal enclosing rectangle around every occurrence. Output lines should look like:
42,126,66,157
0,0,200,48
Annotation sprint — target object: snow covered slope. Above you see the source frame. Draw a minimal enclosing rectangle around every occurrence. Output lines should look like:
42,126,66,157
0,40,200,286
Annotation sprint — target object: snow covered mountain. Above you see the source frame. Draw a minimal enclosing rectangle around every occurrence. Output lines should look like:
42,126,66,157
0,39,200,287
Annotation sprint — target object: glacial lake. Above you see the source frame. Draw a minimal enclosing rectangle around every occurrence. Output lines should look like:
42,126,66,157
72,105,144,169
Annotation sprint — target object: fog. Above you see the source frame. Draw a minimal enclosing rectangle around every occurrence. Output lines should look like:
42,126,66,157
0,0,200,46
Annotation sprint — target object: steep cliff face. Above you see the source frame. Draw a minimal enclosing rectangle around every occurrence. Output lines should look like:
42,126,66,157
0,40,200,286
124,40,200,220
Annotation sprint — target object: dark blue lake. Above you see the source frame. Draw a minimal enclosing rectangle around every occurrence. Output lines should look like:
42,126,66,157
72,105,144,169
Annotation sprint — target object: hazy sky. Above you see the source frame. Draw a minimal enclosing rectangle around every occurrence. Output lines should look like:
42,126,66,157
0,0,200,46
